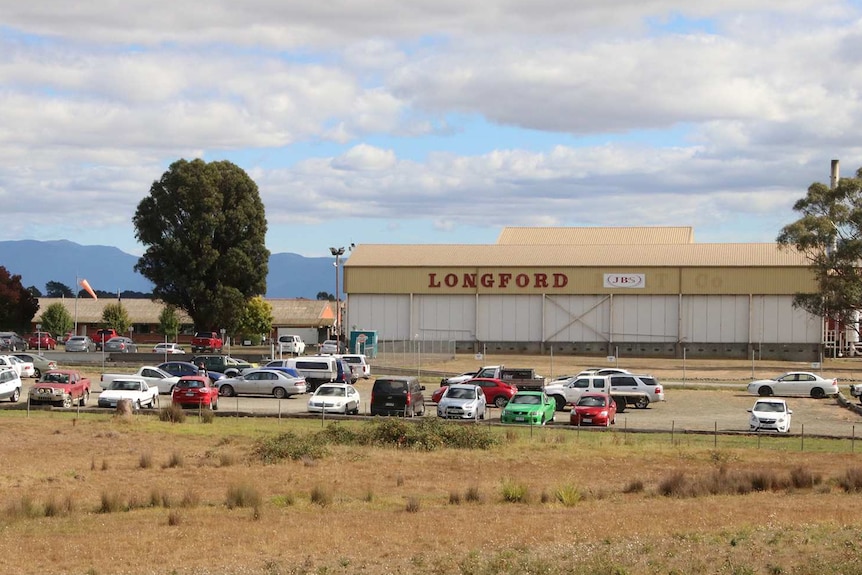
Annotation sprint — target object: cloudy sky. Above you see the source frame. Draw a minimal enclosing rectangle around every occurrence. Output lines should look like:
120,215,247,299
3,1,862,257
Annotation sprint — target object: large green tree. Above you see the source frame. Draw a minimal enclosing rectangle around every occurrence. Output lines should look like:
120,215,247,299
777,166,862,331
0,266,39,330
101,302,131,334
133,159,269,331
45,281,73,298
236,296,274,345
39,302,73,338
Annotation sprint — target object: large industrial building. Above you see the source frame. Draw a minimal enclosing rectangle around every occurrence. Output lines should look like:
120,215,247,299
343,227,826,360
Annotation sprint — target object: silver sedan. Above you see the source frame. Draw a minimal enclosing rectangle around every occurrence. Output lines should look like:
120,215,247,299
216,368,307,399
103,337,138,353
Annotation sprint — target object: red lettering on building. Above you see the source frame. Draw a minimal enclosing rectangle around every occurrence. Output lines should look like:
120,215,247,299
515,274,529,287
426,272,571,290
481,274,494,287
553,273,568,288
499,273,512,288
463,274,477,288
445,274,458,287
535,273,548,288
429,273,440,288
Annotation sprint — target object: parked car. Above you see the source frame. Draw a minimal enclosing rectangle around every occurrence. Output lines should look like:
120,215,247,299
340,354,371,379
97,378,159,409
307,383,361,414
103,336,138,353
748,398,792,433
570,392,617,427
0,367,22,402
191,355,255,377
8,355,35,378
171,376,219,410
0,355,26,377
747,372,838,398
500,391,556,425
29,370,90,408
101,366,180,394
158,361,225,385
217,368,307,398
277,334,306,356
544,374,611,411
0,332,27,352
432,377,517,408
153,342,185,354
92,328,120,351
370,375,426,417
576,368,632,377
436,384,486,420
28,332,57,350
319,339,340,354
608,374,665,408
13,353,57,379
65,336,95,352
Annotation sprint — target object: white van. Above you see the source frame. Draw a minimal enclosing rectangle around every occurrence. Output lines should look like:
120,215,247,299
285,356,339,391
340,354,371,379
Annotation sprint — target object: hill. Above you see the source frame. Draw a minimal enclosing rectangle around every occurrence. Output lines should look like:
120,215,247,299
0,240,340,299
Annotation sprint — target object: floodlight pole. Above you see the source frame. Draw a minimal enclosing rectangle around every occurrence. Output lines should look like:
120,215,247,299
329,247,345,345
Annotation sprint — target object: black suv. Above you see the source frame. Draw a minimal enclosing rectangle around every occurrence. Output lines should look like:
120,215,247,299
370,376,426,417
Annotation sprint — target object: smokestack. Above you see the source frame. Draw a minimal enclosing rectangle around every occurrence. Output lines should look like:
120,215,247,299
831,159,840,189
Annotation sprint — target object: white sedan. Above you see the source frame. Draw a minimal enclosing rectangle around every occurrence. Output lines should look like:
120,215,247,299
8,355,35,378
153,343,185,354
746,372,838,398
307,384,360,414
748,399,792,433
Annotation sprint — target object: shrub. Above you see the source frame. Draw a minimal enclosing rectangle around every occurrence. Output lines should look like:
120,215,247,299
159,404,186,423
396,474,405,487
310,485,332,507
253,432,328,464
449,491,462,505
500,478,529,503
200,409,215,424
226,483,262,509
218,453,236,467
362,489,374,503
43,495,73,518
623,479,644,494
180,489,200,508
658,471,688,497
405,497,421,513
150,489,172,508
271,494,295,507
555,483,582,506
5,495,40,519
838,467,862,492
167,510,181,526
790,466,820,489
164,451,184,469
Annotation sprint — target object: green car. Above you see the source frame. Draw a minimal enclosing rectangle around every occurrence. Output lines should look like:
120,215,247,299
500,391,556,425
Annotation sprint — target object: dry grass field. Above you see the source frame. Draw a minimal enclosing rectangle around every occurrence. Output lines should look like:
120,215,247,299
3,404,862,575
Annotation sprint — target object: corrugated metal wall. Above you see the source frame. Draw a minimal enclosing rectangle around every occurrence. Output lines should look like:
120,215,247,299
347,293,822,345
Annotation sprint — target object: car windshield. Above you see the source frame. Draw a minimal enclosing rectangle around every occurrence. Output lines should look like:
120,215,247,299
374,380,406,394
754,401,786,413
578,396,607,407
316,387,345,397
44,373,69,383
446,388,477,399
511,394,540,405
111,381,140,391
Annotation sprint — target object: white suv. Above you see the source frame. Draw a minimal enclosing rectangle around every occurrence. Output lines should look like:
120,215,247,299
340,354,371,379
0,367,22,402
608,374,665,408
278,335,306,356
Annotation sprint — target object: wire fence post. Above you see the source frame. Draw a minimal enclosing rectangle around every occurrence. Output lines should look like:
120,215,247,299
801,423,804,452
714,421,717,448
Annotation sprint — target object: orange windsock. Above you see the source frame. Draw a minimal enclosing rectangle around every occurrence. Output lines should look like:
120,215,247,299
79,278,98,300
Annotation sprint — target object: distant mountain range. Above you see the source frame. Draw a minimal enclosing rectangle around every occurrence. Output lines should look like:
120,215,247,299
0,240,342,299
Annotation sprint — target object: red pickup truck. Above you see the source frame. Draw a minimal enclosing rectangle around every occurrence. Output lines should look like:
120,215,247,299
191,331,223,353
28,369,91,408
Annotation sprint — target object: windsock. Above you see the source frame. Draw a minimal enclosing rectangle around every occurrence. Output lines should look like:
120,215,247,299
79,278,98,300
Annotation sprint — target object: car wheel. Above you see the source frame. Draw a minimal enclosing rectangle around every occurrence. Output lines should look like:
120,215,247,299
810,387,826,399
758,386,773,397
479,409,485,420
79,391,89,407
273,387,287,399
540,414,546,425
62,395,73,409
635,396,650,409
10,387,20,403
135,400,142,410
220,384,235,397
494,395,508,409
552,395,566,411
33,368,41,379
212,396,219,411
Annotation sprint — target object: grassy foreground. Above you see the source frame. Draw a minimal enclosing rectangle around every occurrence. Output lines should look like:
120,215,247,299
3,410,862,575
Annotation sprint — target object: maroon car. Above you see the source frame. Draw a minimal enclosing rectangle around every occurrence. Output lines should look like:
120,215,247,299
28,332,57,350
570,392,617,427
433,377,518,408
172,376,219,410
29,369,91,408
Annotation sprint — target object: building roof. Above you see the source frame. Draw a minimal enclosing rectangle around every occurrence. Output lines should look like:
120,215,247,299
35,298,335,327
344,243,809,268
496,226,695,245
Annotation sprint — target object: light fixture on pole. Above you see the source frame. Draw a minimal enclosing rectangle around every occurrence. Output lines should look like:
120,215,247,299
329,247,345,344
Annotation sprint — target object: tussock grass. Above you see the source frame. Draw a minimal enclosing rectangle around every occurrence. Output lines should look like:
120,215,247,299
167,510,181,526
159,404,186,423
200,409,215,424
150,488,172,508
5,496,41,519
226,483,262,509
98,491,125,514
180,489,200,508
310,485,332,507
500,478,529,503
623,479,645,493
405,497,420,513
138,452,153,469
165,451,183,469
464,486,482,503
43,495,73,517
554,483,582,506
448,491,461,505
271,494,295,508
218,452,236,467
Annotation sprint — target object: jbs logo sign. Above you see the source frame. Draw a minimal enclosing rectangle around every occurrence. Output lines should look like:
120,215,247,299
603,274,645,288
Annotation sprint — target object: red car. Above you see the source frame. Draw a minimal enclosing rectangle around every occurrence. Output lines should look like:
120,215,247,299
570,392,617,427
171,376,219,410
28,332,57,350
29,369,91,408
432,377,518,408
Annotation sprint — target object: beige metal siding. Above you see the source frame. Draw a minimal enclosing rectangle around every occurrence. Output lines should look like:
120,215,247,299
679,268,818,295
496,226,694,245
